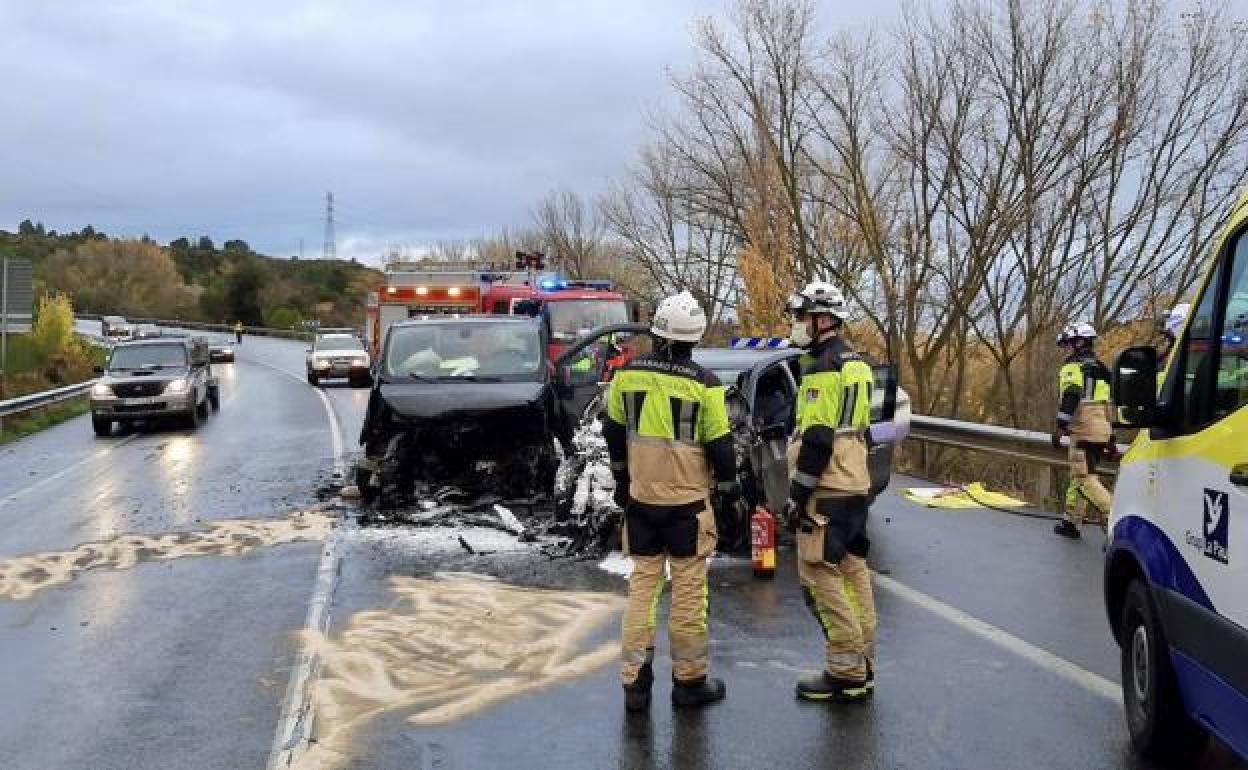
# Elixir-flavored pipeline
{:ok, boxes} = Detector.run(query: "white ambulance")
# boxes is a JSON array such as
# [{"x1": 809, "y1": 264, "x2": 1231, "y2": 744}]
[{"x1": 1107, "y1": 194, "x2": 1248, "y2": 761}]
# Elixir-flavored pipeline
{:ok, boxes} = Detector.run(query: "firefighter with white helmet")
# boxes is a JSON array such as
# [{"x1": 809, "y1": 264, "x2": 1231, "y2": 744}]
[
  {"x1": 1053, "y1": 321, "x2": 1114, "y2": 538},
  {"x1": 602, "y1": 290, "x2": 740, "y2": 711},
  {"x1": 784, "y1": 280, "x2": 878, "y2": 702}
]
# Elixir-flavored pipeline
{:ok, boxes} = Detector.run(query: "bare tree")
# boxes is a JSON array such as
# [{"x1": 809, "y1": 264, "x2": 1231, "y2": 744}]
[{"x1": 532, "y1": 188, "x2": 606, "y2": 279}]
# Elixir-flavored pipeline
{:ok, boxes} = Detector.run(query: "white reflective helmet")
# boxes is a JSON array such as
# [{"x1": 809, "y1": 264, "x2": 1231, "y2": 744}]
[
  {"x1": 786, "y1": 281, "x2": 851, "y2": 321},
  {"x1": 651, "y1": 291, "x2": 707, "y2": 342},
  {"x1": 1072, "y1": 322, "x2": 1097, "y2": 340},
  {"x1": 1162, "y1": 303, "x2": 1190, "y2": 338}
]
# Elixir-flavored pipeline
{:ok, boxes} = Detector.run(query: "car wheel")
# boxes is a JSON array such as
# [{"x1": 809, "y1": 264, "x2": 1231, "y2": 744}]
[
  {"x1": 208, "y1": 386, "x2": 220, "y2": 411},
  {"x1": 184, "y1": 397, "x2": 201, "y2": 430},
  {"x1": 1120, "y1": 580, "x2": 1208, "y2": 761},
  {"x1": 92, "y1": 417, "x2": 112, "y2": 437},
  {"x1": 197, "y1": 395, "x2": 210, "y2": 419},
  {"x1": 354, "y1": 465, "x2": 378, "y2": 503},
  {"x1": 307, "y1": 372, "x2": 318, "y2": 386}
]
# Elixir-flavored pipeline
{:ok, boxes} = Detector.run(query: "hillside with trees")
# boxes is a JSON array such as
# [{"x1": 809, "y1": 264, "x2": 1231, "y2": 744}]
[{"x1": 0, "y1": 220, "x2": 381, "y2": 328}]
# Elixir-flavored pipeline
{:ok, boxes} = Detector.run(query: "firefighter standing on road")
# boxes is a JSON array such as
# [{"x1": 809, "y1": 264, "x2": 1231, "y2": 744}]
[
  {"x1": 602, "y1": 291, "x2": 740, "y2": 713},
  {"x1": 783, "y1": 281, "x2": 878, "y2": 703},
  {"x1": 1052, "y1": 322, "x2": 1114, "y2": 539}
]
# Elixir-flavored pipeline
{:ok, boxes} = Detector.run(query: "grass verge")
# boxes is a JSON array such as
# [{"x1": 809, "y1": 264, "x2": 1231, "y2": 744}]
[{"x1": 0, "y1": 395, "x2": 90, "y2": 445}]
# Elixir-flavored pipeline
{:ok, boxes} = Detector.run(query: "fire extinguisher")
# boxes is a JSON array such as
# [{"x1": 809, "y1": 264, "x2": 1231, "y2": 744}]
[{"x1": 750, "y1": 504, "x2": 776, "y2": 579}]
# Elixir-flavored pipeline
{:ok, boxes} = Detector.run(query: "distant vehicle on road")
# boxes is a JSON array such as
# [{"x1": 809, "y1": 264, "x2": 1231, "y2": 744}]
[
  {"x1": 209, "y1": 336, "x2": 236, "y2": 363},
  {"x1": 134, "y1": 324, "x2": 162, "y2": 339},
  {"x1": 89, "y1": 337, "x2": 219, "y2": 436},
  {"x1": 101, "y1": 315, "x2": 134, "y2": 341},
  {"x1": 306, "y1": 332, "x2": 371, "y2": 387}
]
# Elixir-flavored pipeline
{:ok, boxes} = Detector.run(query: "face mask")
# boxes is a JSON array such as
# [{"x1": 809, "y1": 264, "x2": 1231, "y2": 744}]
[{"x1": 789, "y1": 318, "x2": 813, "y2": 348}]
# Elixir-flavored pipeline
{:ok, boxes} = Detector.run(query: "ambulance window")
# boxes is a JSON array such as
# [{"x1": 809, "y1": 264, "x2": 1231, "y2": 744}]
[
  {"x1": 1214, "y1": 243, "x2": 1248, "y2": 420},
  {"x1": 1180, "y1": 256, "x2": 1224, "y2": 430}
]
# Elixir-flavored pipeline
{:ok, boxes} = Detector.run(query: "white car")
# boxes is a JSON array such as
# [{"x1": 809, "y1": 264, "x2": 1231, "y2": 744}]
[{"x1": 306, "y1": 333, "x2": 371, "y2": 387}]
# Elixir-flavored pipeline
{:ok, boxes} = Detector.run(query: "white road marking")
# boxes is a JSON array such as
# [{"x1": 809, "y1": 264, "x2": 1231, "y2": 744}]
[
  {"x1": 873, "y1": 573, "x2": 1121, "y2": 702},
  {"x1": 255, "y1": 352, "x2": 348, "y2": 769}
]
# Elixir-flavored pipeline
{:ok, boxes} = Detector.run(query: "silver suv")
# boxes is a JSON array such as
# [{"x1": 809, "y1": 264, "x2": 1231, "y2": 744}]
[{"x1": 89, "y1": 338, "x2": 219, "y2": 436}]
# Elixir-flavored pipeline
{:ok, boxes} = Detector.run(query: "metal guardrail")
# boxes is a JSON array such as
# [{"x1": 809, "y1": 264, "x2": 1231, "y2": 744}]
[
  {"x1": 0, "y1": 379, "x2": 97, "y2": 419},
  {"x1": 76, "y1": 314, "x2": 318, "y2": 342},
  {"x1": 905, "y1": 413, "x2": 1130, "y2": 512}
]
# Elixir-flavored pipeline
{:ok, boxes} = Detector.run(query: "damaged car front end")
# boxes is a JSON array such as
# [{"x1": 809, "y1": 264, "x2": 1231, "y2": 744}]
[{"x1": 355, "y1": 316, "x2": 560, "y2": 509}]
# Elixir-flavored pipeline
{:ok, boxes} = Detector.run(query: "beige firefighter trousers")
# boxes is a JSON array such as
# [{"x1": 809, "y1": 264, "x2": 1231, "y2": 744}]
[
  {"x1": 1064, "y1": 445, "x2": 1113, "y2": 526},
  {"x1": 796, "y1": 496, "x2": 877, "y2": 681},
  {"x1": 620, "y1": 504, "x2": 717, "y2": 685}
]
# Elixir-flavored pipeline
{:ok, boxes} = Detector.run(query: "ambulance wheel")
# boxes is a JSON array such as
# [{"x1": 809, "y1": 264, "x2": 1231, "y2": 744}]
[{"x1": 1120, "y1": 580, "x2": 1208, "y2": 762}]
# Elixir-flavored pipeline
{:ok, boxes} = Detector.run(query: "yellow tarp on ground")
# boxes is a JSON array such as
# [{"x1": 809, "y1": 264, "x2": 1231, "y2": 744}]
[{"x1": 902, "y1": 482, "x2": 1027, "y2": 509}]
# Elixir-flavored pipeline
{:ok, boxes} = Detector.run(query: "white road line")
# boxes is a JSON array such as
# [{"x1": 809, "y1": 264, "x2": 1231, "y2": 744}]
[
  {"x1": 256, "y1": 353, "x2": 347, "y2": 769},
  {"x1": 873, "y1": 573, "x2": 1121, "y2": 702}
]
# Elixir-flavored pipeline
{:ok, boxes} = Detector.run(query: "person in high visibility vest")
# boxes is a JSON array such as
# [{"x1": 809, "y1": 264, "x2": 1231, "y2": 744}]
[
  {"x1": 783, "y1": 281, "x2": 878, "y2": 703},
  {"x1": 1052, "y1": 322, "x2": 1114, "y2": 538},
  {"x1": 602, "y1": 291, "x2": 740, "y2": 712}
]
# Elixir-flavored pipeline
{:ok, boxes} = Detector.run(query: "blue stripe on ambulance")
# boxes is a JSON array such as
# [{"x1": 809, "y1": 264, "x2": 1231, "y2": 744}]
[{"x1": 1111, "y1": 515, "x2": 1248, "y2": 757}]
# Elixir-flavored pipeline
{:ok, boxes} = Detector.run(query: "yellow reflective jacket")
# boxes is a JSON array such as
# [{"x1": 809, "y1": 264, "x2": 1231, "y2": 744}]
[
  {"x1": 603, "y1": 351, "x2": 734, "y2": 507},
  {"x1": 787, "y1": 335, "x2": 873, "y2": 497},
  {"x1": 1057, "y1": 351, "x2": 1112, "y2": 443}
]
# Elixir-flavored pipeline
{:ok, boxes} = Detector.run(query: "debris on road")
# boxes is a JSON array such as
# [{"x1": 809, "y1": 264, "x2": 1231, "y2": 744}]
[
  {"x1": 293, "y1": 573, "x2": 623, "y2": 770},
  {"x1": 902, "y1": 483, "x2": 1028, "y2": 509}
]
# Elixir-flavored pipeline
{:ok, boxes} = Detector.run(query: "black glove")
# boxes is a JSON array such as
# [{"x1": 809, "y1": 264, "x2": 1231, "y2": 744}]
[
  {"x1": 613, "y1": 477, "x2": 629, "y2": 510},
  {"x1": 1051, "y1": 428, "x2": 1065, "y2": 449},
  {"x1": 715, "y1": 479, "x2": 742, "y2": 506},
  {"x1": 1104, "y1": 441, "x2": 1120, "y2": 462},
  {"x1": 782, "y1": 498, "x2": 802, "y2": 533}
]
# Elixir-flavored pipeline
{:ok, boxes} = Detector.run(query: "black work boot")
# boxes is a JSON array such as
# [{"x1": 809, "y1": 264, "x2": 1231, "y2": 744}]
[
  {"x1": 623, "y1": 663, "x2": 654, "y2": 712},
  {"x1": 1053, "y1": 520, "x2": 1081, "y2": 539},
  {"x1": 796, "y1": 671, "x2": 871, "y2": 703},
  {"x1": 671, "y1": 676, "x2": 726, "y2": 707}
]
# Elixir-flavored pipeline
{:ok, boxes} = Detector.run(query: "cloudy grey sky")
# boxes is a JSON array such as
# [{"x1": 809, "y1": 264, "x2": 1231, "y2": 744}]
[{"x1": 0, "y1": 0, "x2": 891, "y2": 262}]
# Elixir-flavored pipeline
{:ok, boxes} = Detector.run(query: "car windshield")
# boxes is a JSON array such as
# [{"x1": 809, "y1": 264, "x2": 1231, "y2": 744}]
[
  {"x1": 316, "y1": 336, "x2": 364, "y2": 352},
  {"x1": 109, "y1": 344, "x2": 187, "y2": 370},
  {"x1": 385, "y1": 322, "x2": 542, "y2": 381},
  {"x1": 546, "y1": 299, "x2": 629, "y2": 341}
]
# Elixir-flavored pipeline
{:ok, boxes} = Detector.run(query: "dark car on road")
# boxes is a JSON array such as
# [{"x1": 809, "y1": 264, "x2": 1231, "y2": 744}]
[
  {"x1": 89, "y1": 337, "x2": 219, "y2": 436},
  {"x1": 355, "y1": 316, "x2": 560, "y2": 504}
]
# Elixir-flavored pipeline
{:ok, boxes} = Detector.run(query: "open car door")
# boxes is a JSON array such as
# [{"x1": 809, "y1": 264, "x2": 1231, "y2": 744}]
[{"x1": 551, "y1": 322, "x2": 652, "y2": 445}]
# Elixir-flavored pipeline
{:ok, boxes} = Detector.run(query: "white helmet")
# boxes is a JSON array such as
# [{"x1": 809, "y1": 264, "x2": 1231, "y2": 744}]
[
  {"x1": 1162, "y1": 303, "x2": 1190, "y2": 338},
  {"x1": 651, "y1": 291, "x2": 707, "y2": 342},
  {"x1": 786, "y1": 281, "x2": 851, "y2": 321},
  {"x1": 1072, "y1": 322, "x2": 1097, "y2": 340}
]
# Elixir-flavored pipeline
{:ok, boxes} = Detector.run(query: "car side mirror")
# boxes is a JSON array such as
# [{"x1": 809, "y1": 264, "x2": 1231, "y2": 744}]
[
  {"x1": 878, "y1": 364, "x2": 898, "y2": 422},
  {"x1": 93, "y1": 365, "x2": 104, "y2": 374},
  {"x1": 1113, "y1": 345, "x2": 1158, "y2": 428}
]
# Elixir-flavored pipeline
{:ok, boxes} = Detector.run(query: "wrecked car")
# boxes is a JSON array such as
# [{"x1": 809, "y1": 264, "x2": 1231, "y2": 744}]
[
  {"x1": 551, "y1": 325, "x2": 910, "y2": 552},
  {"x1": 354, "y1": 316, "x2": 562, "y2": 507}
]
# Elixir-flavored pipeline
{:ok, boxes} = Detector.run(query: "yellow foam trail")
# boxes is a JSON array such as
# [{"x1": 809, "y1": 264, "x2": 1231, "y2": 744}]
[
  {"x1": 0, "y1": 510, "x2": 335, "y2": 601},
  {"x1": 295, "y1": 574, "x2": 623, "y2": 769}
]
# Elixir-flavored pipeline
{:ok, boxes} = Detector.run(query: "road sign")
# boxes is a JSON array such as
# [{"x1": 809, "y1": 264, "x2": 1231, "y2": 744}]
[{"x1": 1, "y1": 257, "x2": 33, "y2": 333}]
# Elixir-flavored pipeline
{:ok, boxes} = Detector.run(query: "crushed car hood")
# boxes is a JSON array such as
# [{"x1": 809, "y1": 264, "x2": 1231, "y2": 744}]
[{"x1": 378, "y1": 381, "x2": 549, "y2": 421}]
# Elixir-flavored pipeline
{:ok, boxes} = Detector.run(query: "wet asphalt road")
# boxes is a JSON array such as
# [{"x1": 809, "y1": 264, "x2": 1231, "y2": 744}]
[{"x1": 0, "y1": 327, "x2": 1242, "y2": 769}]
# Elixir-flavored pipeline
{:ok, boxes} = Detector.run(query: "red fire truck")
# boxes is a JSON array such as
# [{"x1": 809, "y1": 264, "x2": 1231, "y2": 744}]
[{"x1": 363, "y1": 257, "x2": 635, "y2": 358}]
